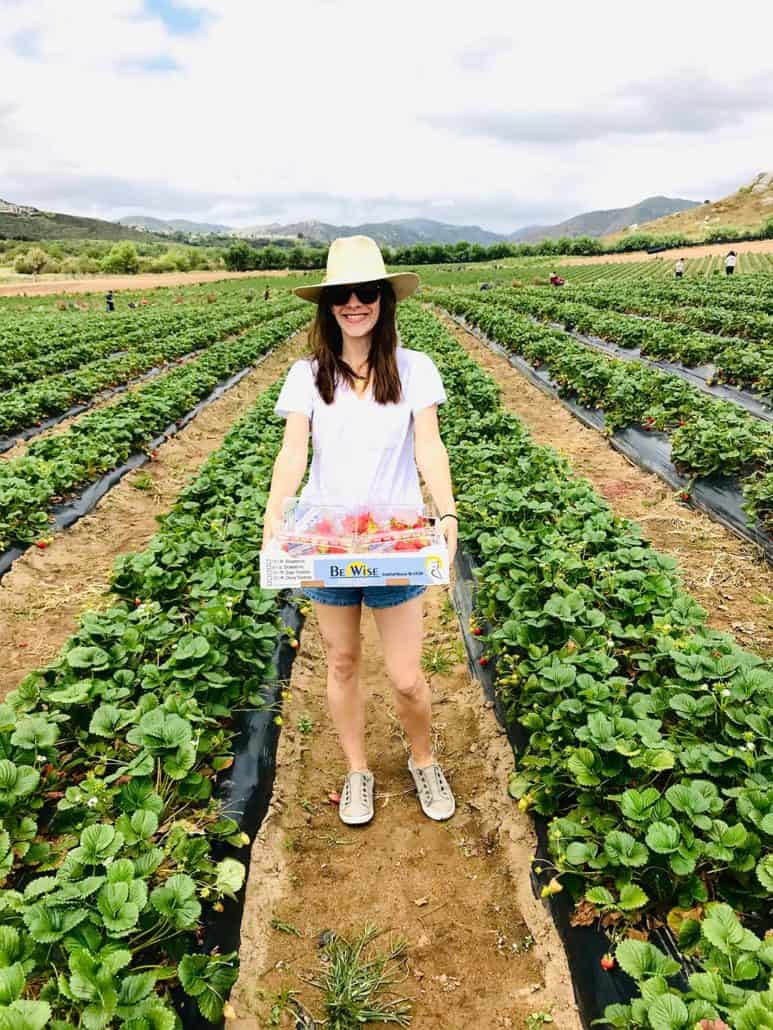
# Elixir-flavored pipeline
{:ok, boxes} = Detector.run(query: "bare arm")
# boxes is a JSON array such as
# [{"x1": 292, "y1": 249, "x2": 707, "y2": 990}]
[
  {"x1": 414, "y1": 405, "x2": 457, "y2": 563},
  {"x1": 262, "y1": 412, "x2": 310, "y2": 546}
]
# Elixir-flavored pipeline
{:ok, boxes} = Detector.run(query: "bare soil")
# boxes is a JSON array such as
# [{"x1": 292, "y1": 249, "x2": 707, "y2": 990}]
[
  {"x1": 436, "y1": 310, "x2": 773, "y2": 657},
  {"x1": 561, "y1": 238, "x2": 773, "y2": 265},
  {"x1": 0, "y1": 268, "x2": 295, "y2": 298},
  {"x1": 228, "y1": 588, "x2": 581, "y2": 1030},
  {"x1": 0, "y1": 332, "x2": 309, "y2": 699}
]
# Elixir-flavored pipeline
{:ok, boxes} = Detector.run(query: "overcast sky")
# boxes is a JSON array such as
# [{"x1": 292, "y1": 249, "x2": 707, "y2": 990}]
[{"x1": 1, "y1": 0, "x2": 772, "y2": 234}]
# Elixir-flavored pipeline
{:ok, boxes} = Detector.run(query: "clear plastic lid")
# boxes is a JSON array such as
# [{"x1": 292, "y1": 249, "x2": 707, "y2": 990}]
[{"x1": 276, "y1": 501, "x2": 440, "y2": 555}]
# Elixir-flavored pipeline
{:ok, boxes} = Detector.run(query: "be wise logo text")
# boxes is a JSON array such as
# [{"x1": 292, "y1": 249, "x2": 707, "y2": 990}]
[{"x1": 329, "y1": 561, "x2": 379, "y2": 578}]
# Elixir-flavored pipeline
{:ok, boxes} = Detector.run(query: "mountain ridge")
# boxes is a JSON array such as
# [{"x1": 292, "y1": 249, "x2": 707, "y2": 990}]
[
  {"x1": 509, "y1": 196, "x2": 699, "y2": 242},
  {"x1": 1, "y1": 194, "x2": 703, "y2": 246}
]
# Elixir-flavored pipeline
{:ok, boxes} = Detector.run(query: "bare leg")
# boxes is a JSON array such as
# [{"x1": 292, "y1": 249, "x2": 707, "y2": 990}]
[
  {"x1": 371, "y1": 594, "x2": 433, "y2": 767},
  {"x1": 313, "y1": 601, "x2": 368, "y2": 772}
]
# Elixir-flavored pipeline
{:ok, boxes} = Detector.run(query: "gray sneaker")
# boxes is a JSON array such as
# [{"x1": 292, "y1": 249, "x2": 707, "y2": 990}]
[
  {"x1": 408, "y1": 756, "x2": 455, "y2": 821},
  {"x1": 339, "y1": 770, "x2": 375, "y2": 826}
]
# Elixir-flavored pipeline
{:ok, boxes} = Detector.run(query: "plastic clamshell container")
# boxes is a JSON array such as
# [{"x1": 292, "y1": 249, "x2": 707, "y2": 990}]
[{"x1": 259, "y1": 501, "x2": 450, "y2": 589}]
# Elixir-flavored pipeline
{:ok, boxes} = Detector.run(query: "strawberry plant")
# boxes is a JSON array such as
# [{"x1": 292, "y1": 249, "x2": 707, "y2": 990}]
[
  {"x1": 427, "y1": 290, "x2": 773, "y2": 532},
  {"x1": 0, "y1": 364, "x2": 307, "y2": 1022},
  {"x1": 0, "y1": 295, "x2": 300, "y2": 437},
  {"x1": 0, "y1": 307, "x2": 309, "y2": 551},
  {"x1": 397, "y1": 300, "x2": 772, "y2": 1028}
]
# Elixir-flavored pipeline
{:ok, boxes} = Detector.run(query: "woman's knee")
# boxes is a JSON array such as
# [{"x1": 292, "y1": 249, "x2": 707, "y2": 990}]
[
  {"x1": 327, "y1": 645, "x2": 360, "y2": 685},
  {"x1": 390, "y1": 669, "x2": 424, "y2": 701}
]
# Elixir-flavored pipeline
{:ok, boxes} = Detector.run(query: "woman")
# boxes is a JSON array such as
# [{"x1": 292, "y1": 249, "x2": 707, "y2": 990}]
[
  {"x1": 725, "y1": 250, "x2": 737, "y2": 276},
  {"x1": 262, "y1": 235, "x2": 458, "y2": 827}
]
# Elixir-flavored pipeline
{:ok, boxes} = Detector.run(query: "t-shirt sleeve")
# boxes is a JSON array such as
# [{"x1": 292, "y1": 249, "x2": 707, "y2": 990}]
[
  {"x1": 274, "y1": 360, "x2": 314, "y2": 419},
  {"x1": 409, "y1": 352, "x2": 447, "y2": 414}
]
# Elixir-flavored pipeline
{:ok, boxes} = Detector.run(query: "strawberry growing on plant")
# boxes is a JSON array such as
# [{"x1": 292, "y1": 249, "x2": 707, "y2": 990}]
[{"x1": 600, "y1": 954, "x2": 615, "y2": 971}]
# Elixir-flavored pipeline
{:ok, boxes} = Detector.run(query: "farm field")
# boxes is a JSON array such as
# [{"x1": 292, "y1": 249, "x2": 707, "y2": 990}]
[
  {"x1": 0, "y1": 265, "x2": 771, "y2": 1029},
  {"x1": 560, "y1": 238, "x2": 773, "y2": 269},
  {"x1": 0, "y1": 267, "x2": 295, "y2": 297}
]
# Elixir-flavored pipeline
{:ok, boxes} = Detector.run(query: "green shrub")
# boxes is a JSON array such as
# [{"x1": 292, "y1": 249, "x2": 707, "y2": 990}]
[{"x1": 101, "y1": 241, "x2": 140, "y2": 274}]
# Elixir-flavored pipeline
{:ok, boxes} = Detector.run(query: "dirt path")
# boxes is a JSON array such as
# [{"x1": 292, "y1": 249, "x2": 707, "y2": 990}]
[
  {"x1": 435, "y1": 310, "x2": 773, "y2": 656},
  {"x1": 0, "y1": 332, "x2": 309, "y2": 698},
  {"x1": 560, "y1": 238, "x2": 773, "y2": 265},
  {"x1": 228, "y1": 588, "x2": 581, "y2": 1030},
  {"x1": 0, "y1": 268, "x2": 297, "y2": 298}
]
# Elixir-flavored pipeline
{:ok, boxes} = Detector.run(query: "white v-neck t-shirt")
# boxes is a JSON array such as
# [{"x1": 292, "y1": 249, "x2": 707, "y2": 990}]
[{"x1": 274, "y1": 348, "x2": 446, "y2": 508}]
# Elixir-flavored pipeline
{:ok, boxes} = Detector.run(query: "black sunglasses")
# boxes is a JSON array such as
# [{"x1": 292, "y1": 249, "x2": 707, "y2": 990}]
[{"x1": 324, "y1": 281, "x2": 383, "y2": 306}]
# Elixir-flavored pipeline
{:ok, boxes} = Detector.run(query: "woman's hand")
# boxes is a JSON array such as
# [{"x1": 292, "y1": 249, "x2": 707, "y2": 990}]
[
  {"x1": 441, "y1": 516, "x2": 458, "y2": 567},
  {"x1": 261, "y1": 507, "x2": 281, "y2": 551}
]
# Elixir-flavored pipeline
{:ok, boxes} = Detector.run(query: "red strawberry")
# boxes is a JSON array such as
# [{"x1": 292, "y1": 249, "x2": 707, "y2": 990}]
[
  {"x1": 601, "y1": 954, "x2": 615, "y2": 971},
  {"x1": 394, "y1": 540, "x2": 414, "y2": 551},
  {"x1": 479, "y1": 656, "x2": 489, "y2": 666},
  {"x1": 315, "y1": 518, "x2": 335, "y2": 536},
  {"x1": 327, "y1": 545, "x2": 347, "y2": 554},
  {"x1": 35, "y1": 540, "x2": 47, "y2": 550},
  {"x1": 473, "y1": 627, "x2": 483, "y2": 636},
  {"x1": 329, "y1": 791, "x2": 341, "y2": 805},
  {"x1": 679, "y1": 491, "x2": 690, "y2": 502},
  {"x1": 290, "y1": 640, "x2": 299, "y2": 649},
  {"x1": 134, "y1": 598, "x2": 142, "y2": 606}
]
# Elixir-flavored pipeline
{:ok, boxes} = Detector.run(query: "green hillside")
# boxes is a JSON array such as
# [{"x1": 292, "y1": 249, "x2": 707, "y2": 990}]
[{"x1": 0, "y1": 207, "x2": 164, "y2": 242}]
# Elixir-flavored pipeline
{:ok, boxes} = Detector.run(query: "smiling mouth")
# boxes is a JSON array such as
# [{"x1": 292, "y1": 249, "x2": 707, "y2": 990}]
[{"x1": 342, "y1": 312, "x2": 368, "y2": 321}]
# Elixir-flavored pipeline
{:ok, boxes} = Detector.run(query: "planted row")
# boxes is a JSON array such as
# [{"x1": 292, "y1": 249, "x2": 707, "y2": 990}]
[
  {"x1": 0, "y1": 361, "x2": 300, "y2": 1025},
  {"x1": 426, "y1": 290, "x2": 773, "y2": 531},
  {"x1": 557, "y1": 281, "x2": 773, "y2": 334},
  {"x1": 0, "y1": 306, "x2": 309, "y2": 550},
  {"x1": 461, "y1": 285, "x2": 773, "y2": 400},
  {"x1": 0, "y1": 297, "x2": 299, "y2": 436},
  {"x1": 397, "y1": 301, "x2": 772, "y2": 1029},
  {"x1": 0, "y1": 293, "x2": 290, "y2": 388},
  {"x1": 559, "y1": 274, "x2": 773, "y2": 317}
]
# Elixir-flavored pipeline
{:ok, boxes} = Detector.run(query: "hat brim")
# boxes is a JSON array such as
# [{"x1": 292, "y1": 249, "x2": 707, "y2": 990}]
[{"x1": 292, "y1": 271, "x2": 420, "y2": 304}]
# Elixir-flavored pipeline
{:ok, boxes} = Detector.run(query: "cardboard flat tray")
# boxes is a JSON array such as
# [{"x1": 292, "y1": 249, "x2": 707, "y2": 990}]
[{"x1": 259, "y1": 543, "x2": 450, "y2": 589}]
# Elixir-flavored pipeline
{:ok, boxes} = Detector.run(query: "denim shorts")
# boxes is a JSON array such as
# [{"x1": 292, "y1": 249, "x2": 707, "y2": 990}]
[{"x1": 302, "y1": 584, "x2": 427, "y2": 609}]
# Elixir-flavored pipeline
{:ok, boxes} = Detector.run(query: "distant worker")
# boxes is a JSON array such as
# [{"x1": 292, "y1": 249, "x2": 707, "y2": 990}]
[
  {"x1": 549, "y1": 271, "x2": 565, "y2": 287},
  {"x1": 105, "y1": 290, "x2": 115, "y2": 313},
  {"x1": 674, "y1": 258, "x2": 685, "y2": 279},
  {"x1": 264, "y1": 286, "x2": 270, "y2": 301},
  {"x1": 725, "y1": 250, "x2": 737, "y2": 276}
]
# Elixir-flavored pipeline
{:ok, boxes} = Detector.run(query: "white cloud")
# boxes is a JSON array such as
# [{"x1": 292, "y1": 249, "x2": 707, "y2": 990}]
[{"x1": 1, "y1": 0, "x2": 772, "y2": 233}]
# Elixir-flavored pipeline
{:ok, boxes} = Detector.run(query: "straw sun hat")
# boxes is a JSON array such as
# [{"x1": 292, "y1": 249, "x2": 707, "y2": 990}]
[{"x1": 293, "y1": 234, "x2": 420, "y2": 304}]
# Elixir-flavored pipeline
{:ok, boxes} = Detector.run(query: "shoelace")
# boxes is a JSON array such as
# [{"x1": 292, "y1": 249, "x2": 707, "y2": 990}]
[
  {"x1": 343, "y1": 773, "x2": 371, "y2": 808},
  {"x1": 417, "y1": 765, "x2": 449, "y2": 804}
]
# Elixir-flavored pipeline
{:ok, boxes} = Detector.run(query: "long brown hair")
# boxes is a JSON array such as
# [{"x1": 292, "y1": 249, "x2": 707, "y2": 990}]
[{"x1": 309, "y1": 280, "x2": 402, "y2": 405}]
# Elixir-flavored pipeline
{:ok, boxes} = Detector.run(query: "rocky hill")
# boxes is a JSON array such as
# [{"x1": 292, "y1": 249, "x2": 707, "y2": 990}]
[{"x1": 608, "y1": 172, "x2": 773, "y2": 241}]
